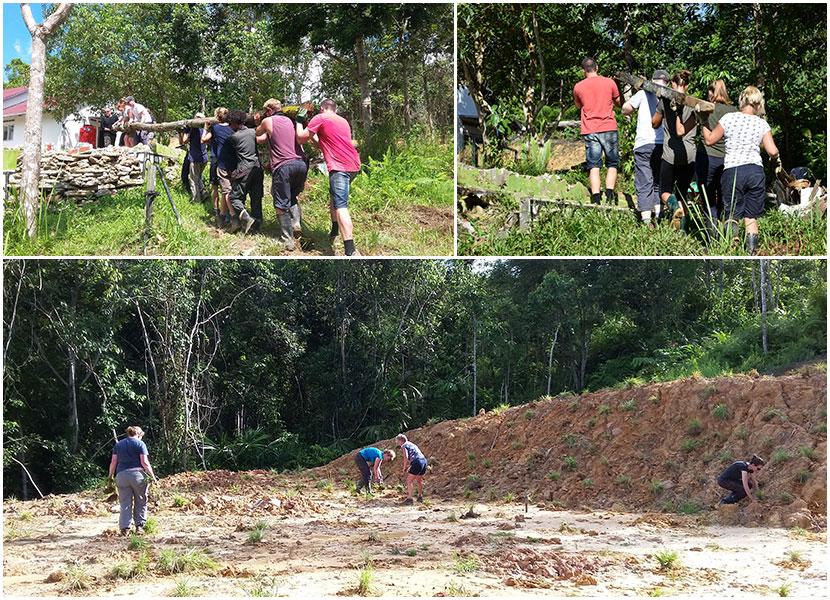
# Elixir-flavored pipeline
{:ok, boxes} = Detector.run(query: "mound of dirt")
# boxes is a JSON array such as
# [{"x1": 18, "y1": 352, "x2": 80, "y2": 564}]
[{"x1": 315, "y1": 368, "x2": 827, "y2": 528}]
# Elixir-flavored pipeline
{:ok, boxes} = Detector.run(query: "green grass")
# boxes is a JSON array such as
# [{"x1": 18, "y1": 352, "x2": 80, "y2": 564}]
[
  {"x1": 452, "y1": 552, "x2": 480, "y2": 574},
  {"x1": 111, "y1": 549, "x2": 151, "y2": 579},
  {"x1": 356, "y1": 564, "x2": 374, "y2": 596},
  {"x1": 491, "y1": 403, "x2": 511, "y2": 415},
  {"x1": 5, "y1": 141, "x2": 453, "y2": 257},
  {"x1": 459, "y1": 167, "x2": 826, "y2": 257},
  {"x1": 405, "y1": 547, "x2": 418, "y2": 557},
  {"x1": 172, "y1": 494, "x2": 190, "y2": 508},
  {"x1": 598, "y1": 403, "x2": 611, "y2": 415},
  {"x1": 687, "y1": 418, "x2": 704, "y2": 435},
  {"x1": 799, "y1": 446, "x2": 816, "y2": 460},
  {"x1": 581, "y1": 478, "x2": 593, "y2": 488},
  {"x1": 443, "y1": 582, "x2": 471, "y2": 596},
  {"x1": 654, "y1": 550, "x2": 680, "y2": 571},
  {"x1": 562, "y1": 456, "x2": 577, "y2": 471},
  {"x1": 772, "y1": 448, "x2": 791, "y2": 463},
  {"x1": 246, "y1": 575, "x2": 283, "y2": 597},
  {"x1": 157, "y1": 548, "x2": 219, "y2": 575},
  {"x1": 127, "y1": 534, "x2": 150, "y2": 551},
  {"x1": 776, "y1": 582, "x2": 791, "y2": 597},
  {"x1": 615, "y1": 474, "x2": 632, "y2": 487},
  {"x1": 620, "y1": 398, "x2": 637, "y2": 412},
  {"x1": 712, "y1": 403, "x2": 729, "y2": 420},
  {"x1": 546, "y1": 470, "x2": 561, "y2": 481},
  {"x1": 143, "y1": 517, "x2": 159, "y2": 535},
  {"x1": 64, "y1": 565, "x2": 93, "y2": 591},
  {"x1": 681, "y1": 438, "x2": 702, "y2": 452},
  {"x1": 649, "y1": 480, "x2": 665, "y2": 495},
  {"x1": 172, "y1": 577, "x2": 201, "y2": 597}
]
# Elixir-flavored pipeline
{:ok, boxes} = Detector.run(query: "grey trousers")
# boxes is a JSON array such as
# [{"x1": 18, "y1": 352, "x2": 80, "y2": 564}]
[
  {"x1": 634, "y1": 143, "x2": 662, "y2": 211},
  {"x1": 189, "y1": 161, "x2": 206, "y2": 203},
  {"x1": 115, "y1": 469, "x2": 149, "y2": 530}
]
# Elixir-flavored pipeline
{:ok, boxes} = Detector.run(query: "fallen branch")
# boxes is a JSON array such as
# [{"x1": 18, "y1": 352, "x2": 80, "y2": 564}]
[
  {"x1": 115, "y1": 117, "x2": 218, "y2": 134},
  {"x1": 615, "y1": 72, "x2": 714, "y2": 113},
  {"x1": 9, "y1": 456, "x2": 45, "y2": 499}
]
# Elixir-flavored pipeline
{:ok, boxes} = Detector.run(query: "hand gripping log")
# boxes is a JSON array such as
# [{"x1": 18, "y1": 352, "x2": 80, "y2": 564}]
[{"x1": 614, "y1": 72, "x2": 714, "y2": 113}]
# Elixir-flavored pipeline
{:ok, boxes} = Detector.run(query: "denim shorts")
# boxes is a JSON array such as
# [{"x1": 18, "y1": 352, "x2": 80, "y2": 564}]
[
  {"x1": 329, "y1": 170, "x2": 359, "y2": 209},
  {"x1": 408, "y1": 457, "x2": 428, "y2": 476},
  {"x1": 583, "y1": 131, "x2": 619, "y2": 170}
]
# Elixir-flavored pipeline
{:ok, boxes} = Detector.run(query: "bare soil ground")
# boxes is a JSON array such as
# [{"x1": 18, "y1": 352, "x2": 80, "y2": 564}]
[
  {"x1": 4, "y1": 475, "x2": 827, "y2": 598},
  {"x1": 4, "y1": 368, "x2": 826, "y2": 597}
]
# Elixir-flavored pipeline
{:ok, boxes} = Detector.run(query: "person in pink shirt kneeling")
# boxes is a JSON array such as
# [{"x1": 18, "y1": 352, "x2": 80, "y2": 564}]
[{"x1": 295, "y1": 99, "x2": 362, "y2": 256}]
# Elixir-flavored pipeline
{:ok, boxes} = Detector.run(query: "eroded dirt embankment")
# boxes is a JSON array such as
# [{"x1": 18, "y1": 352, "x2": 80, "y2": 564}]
[{"x1": 316, "y1": 368, "x2": 827, "y2": 528}]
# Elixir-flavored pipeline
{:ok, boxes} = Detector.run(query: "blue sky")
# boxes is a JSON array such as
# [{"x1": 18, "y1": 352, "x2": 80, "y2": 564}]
[{"x1": 3, "y1": 3, "x2": 44, "y2": 83}]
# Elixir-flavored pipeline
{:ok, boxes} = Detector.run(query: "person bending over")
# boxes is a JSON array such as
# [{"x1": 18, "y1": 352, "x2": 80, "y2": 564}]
[
  {"x1": 717, "y1": 454, "x2": 765, "y2": 504},
  {"x1": 354, "y1": 447, "x2": 395, "y2": 494}
]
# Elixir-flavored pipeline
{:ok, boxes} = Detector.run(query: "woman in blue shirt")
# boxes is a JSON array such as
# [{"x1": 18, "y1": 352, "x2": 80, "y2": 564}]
[
  {"x1": 108, "y1": 426, "x2": 158, "y2": 535},
  {"x1": 354, "y1": 446, "x2": 395, "y2": 494}
]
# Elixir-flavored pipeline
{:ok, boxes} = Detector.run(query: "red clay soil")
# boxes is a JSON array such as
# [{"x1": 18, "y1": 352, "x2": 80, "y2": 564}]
[{"x1": 315, "y1": 367, "x2": 827, "y2": 529}]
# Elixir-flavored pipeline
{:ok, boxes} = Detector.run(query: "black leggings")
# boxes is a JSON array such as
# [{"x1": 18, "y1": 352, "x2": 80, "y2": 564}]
[
  {"x1": 718, "y1": 477, "x2": 749, "y2": 502},
  {"x1": 354, "y1": 453, "x2": 371, "y2": 488}
]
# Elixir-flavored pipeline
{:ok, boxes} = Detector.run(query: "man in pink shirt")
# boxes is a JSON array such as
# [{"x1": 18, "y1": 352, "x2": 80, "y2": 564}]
[
  {"x1": 296, "y1": 99, "x2": 361, "y2": 256},
  {"x1": 573, "y1": 58, "x2": 622, "y2": 205}
]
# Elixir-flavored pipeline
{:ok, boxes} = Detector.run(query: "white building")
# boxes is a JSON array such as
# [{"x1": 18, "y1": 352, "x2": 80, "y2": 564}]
[{"x1": 3, "y1": 86, "x2": 101, "y2": 151}]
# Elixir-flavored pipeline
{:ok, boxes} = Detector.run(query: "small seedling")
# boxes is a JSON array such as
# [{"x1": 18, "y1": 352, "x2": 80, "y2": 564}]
[
  {"x1": 246, "y1": 574, "x2": 283, "y2": 597},
  {"x1": 587, "y1": 417, "x2": 597, "y2": 428},
  {"x1": 482, "y1": 458, "x2": 492, "y2": 468},
  {"x1": 649, "y1": 480, "x2": 665, "y2": 495},
  {"x1": 524, "y1": 409, "x2": 535, "y2": 420},
  {"x1": 444, "y1": 582, "x2": 470, "y2": 596},
  {"x1": 452, "y1": 552, "x2": 480, "y2": 574},
  {"x1": 18, "y1": 511, "x2": 33, "y2": 522},
  {"x1": 510, "y1": 440, "x2": 524, "y2": 450},
  {"x1": 157, "y1": 548, "x2": 219, "y2": 575},
  {"x1": 143, "y1": 517, "x2": 159, "y2": 535},
  {"x1": 547, "y1": 470, "x2": 561, "y2": 481},
  {"x1": 172, "y1": 578, "x2": 200, "y2": 597},
  {"x1": 562, "y1": 433, "x2": 579, "y2": 448},
  {"x1": 735, "y1": 426, "x2": 750, "y2": 440},
  {"x1": 405, "y1": 548, "x2": 417, "y2": 557},
  {"x1": 687, "y1": 418, "x2": 703, "y2": 436},
  {"x1": 581, "y1": 478, "x2": 593, "y2": 488},
  {"x1": 491, "y1": 403, "x2": 510, "y2": 415},
  {"x1": 65, "y1": 565, "x2": 92, "y2": 591},
  {"x1": 173, "y1": 495, "x2": 190, "y2": 508},
  {"x1": 465, "y1": 474, "x2": 481, "y2": 490},
  {"x1": 789, "y1": 527, "x2": 808, "y2": 539},
  {"x1": 785, "y1": 550, "x2": 804, "y2": 564},
  {"x1": 563, "y1": 456, "x2": 577, "y2": 471},
  {"x1": 620, "y1": 398, "x2": 637, "y2": 412},
  {"x1": 503, "y1": 492, "x2": 515, "y2": 503},
  {"x1": 777, "y1": 583, "x2": 791, "y2": 597},
  {"x1": 598, "y1": 404, "x2": 611, "y2": 415},
  {"x1": 648, "y1": 587, "x2": 666, "y2": 597},
  {"x1": 128, "y1": 534, "x2": 149, "y2": 551},
  {"x1": 795, "y1": 469, "x2": 812, "y2": 484},
  {"x1": 316, "y1": 479, "x2": 333, "y2": 492},
  {"x1": 681, "y1": 438, "x2": 701, "y2": 452},
  {"x1": 712, "y1": 403, "x2": 729, "y2": 420},
  {"x1": 357, "y1": 564, "x2": 374, "y2": 596},
  {"x1": 654, "y1": 550, "x2": 680, "y2": 571},
  {"x1": 616, "y1": 475, "x2": 631, "y2": 487},
  {"x1": 466, "y1": 451, "x2": 476, "y2": 463}
]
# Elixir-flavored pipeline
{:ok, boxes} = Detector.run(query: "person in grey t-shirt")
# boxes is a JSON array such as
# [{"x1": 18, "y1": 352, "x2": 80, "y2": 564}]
[{"x1": 652, "y1": 70, "x2": 698, "y2": 232}]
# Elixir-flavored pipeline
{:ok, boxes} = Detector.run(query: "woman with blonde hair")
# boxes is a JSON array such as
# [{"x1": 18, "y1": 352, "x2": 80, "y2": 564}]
[
  {"x1": 700, "y1": 85, "x2": 780, "y2": 254},
  {"x1": 696, "y1": 80, "x2": 738, "y2": 241},
  {"x1": 108, "y1": 426, "x2": 158, "y2": 535}
]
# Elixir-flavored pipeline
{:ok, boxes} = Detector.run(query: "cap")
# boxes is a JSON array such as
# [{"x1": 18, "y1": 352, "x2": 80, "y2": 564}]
[{"x1": 652, "y1": 70, "x2": 670, "y2": 84}]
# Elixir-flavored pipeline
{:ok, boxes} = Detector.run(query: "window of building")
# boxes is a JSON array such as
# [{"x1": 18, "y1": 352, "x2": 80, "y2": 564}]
[{"x1": 3, "y1": 124, "x2": 14, "y2": 142}]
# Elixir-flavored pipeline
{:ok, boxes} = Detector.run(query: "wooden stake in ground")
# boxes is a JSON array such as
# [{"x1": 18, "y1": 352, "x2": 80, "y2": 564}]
[
  {"x1": 18, "y1": 3, "x2": 73, "y2": 238},
  {"x1": 615, "y1": 72, "x2": 714, "y2": 113}
]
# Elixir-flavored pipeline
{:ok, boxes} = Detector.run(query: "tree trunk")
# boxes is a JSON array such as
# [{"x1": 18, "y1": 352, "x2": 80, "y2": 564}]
[
  {"x1": 753, "y1": 3, "x2": 765, "y2": 90},
  {"x1": 622, "y1": 7, "x2": 636, "y2": 72},
  {"x1": 615, "y1": 72, "x2": 714, "y2": 112},
  {"x1": 751, "y1": 261, "x2": 760, "y2": 312},
  {"x1": 399, "y1": 17, "x2": 412, "y2": 131},
  {"x1": 546, "y1": 323, "x2": 561, "y2": 396},
  {"x1": 19, "y1": 3, "x2": 73, "y2": 238},
  {"x1": 354, "y1": 34, "x2": 372, "y2": 137},
  {"x1": 472, "y1": 314, "x2": 478, "y2": 416},
  {"x1": 760, "y1": 259, "x2": 769, "y2": 355},
  {"x1": 67, "y1": 349, "x2": 79, "y2": 452}
]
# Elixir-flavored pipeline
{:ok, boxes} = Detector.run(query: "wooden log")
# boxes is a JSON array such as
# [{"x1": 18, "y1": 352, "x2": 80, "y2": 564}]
[
  {"x1": 115, "y1": 117, "x2": 219, "y2": 133},
  {"x1": 615, "y1": 72, "x2": 714, "y2": 113}
]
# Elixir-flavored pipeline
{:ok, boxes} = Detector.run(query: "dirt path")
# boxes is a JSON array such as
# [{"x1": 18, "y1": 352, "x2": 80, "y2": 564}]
[{"x1": 4, "y1": 477, "x2": 826, "y2": 597}]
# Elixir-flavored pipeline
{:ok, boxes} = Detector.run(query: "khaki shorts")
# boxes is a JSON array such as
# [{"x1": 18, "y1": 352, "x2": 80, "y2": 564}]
[{"x1": 217, "y1": 168, "x2": 232, "y2": 195}]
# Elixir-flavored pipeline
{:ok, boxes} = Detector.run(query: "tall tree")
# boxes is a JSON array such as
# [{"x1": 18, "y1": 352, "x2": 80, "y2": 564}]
[{"x1": 18, "y1": 2, "x2": 73, "y2": 238}]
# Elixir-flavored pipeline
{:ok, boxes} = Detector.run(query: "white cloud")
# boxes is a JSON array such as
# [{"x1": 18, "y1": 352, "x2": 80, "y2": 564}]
[{"x1": 13, "y1": 39, "x2": 23, "y2": 54}]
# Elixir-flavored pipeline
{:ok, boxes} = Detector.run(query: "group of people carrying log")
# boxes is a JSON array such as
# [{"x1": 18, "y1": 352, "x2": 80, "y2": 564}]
[
  {"x1": 115, "y1": 96, "x2": 362, "y2": 255},
  {"x1": 574, "y1": 58, "x2": 780, "y2": 254}
]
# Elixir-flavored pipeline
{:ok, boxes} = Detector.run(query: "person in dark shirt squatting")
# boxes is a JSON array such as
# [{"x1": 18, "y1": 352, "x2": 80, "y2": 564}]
[{"x1": 717, "y1": 454, "x2": 765, "y2": 504}]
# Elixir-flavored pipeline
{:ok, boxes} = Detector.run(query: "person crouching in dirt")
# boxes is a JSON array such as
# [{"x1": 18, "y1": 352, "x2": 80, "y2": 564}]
[
  {"x1": 699, "y1": 85, "x2": 780, "y2": 255},
  {"x1": 717, "y1": 454, "x2": 765, "y2": 505},
  {"x1": 396, "y1": 434, "x2": 428, "y2": 504},
  {"x1": 108, "y1": 426, "x2": 159, "y2": 535},
  {"x1": 354, "y1": 447, "x2": 396, "y2": 494}
]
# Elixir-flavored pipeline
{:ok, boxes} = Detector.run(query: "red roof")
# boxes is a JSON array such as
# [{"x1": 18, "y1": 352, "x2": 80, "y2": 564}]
[
  {"x1": 3, "y1": 86, "x2": 27, "y2": 100},
  {"x1": 4, "y1": 100, "x2": 28, "y2": 116}
]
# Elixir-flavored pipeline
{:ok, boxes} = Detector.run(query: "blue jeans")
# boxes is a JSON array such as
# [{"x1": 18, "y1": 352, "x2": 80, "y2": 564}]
[
  {"x1": 722, "y1": 164, "x2": 765, "y2": 219},
  {"x1": 583, "y1": 131, "x2": 619, "y2": 170},
  {"x1": 329, "y1": 171, "x2": 359, "y2": 209}
]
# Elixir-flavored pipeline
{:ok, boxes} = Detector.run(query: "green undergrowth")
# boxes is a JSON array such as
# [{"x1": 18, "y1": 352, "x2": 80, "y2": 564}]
[{"x1": 4, "y1": 141, "x2": 452, "y2": 256}]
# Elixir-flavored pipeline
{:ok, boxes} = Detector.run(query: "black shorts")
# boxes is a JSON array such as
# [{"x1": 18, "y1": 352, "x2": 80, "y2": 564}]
[
  {"x1": 209, "y1": 162, "x2": 219, "y2": 185},
  {"x1": 721, "y1": 164, "x2": 766, "y2": 219},
  {"x1": 659, "y1": 159, "x2": 696, "y2": 200},
  {"x1": 408, "y1": 457, "x2": 427, "y2": 476}
]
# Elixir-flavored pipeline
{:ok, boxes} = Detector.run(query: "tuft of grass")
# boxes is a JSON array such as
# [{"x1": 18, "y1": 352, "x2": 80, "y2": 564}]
[
  {"x1": 157, "y1": 548, "x2": 219, "y2": 575},
  {"x1": 712, "y1": 403, "x2": 729, "y2": 420},
  {"x1": 491, "y1": 403, "x2": 510, "y2": 415},
  {"x1": 795, "y1": 469, "x2": 812, "y2": 484},
  {"x1": 465, "y1": 474, "x2": 481, "y2": 490},
  {"x1": 405, "y1": 547, "x2": 418, "y2": 557},
  {"x1": 648, "y1": 587, "x2": 666, "y2": 597},
  {"x1": 587, "y1": 417, "x2": 597, "y2": 428},
  {"x1": 64, "y1": 564, "x2": 93, "y2": 591},
  {"x1": 111, "y1": 549, "x2": 151, "y2": 579},
  {"x1": 356, "y1": 564, "x2": 374, "y2": 596},
  {"x1": 128, "y1": 534, "x2": 149, "y2": 551},
  {"x1": 316, "y1": 479, "x2": 334, "y2": 492},
  {"x1": 735, "y1": 426, "x2": 749, "y2": 440},
  {"x1": 482, "y1": 458, "x2": 492, "y2": 468},
  {"x1": 172, "y1": 494, "x2": 190, "y2": 508},
  {"x1": 547, "y1": 470, "x2": 561, "y2": 481},
  {"x1": 598, "y1": 403, "x2": 611, "y2": 415},
  {"x1": 581, "y1": 478, "x2": 593, "y2": 488},
  {"x1": 452, "y1": 552, "x2": 480, "y2": 574},
  {"x1": 503, "y1": 491, "x2": 515, "y2": 503},
  {"x1": 443, "y1": 581, "x2": 470, "y2": 596},
  {"x1": 446, "y1": 512, "x2": 458, "y2": 523},
  {"x1": 466, "y1": 451, "x2": 476, "y2": 464},
  {"x1": 367, "y1": 531, "x2": 381, "y2": 543},
  {"x1": 562, "y1": 433, "x2": 579, "y2": 448},
  {"x1": 680, "y1": 438, "x2": 701, "y2": 452},
  {"x1": 246, "y1": 574, "x2": 283, "y2": 597},
  {"x1": 785, "y1": 550, "x2": 804, "y2": 564},
  {"x1": 620, "y1": 398, "x2": 637, "y2": 412},
  {"x1": 776, "y1": 582, "x2": 791, "y2": 597},
  {"x1": 18, "y1": 510, "x2": 33, "y2": 522},
  {"x1": 616, "y1": 474, "x2": 632, "y2": 487},
  {"x1": 687, "y1": 418, "x2": 704, "y2": 436},
  {"x1": 524, "y1": 409, "x2": 535, "y2": 420},
  {"x1": 562, "y1": 456, "x2": 577, "y2": 471},
  {"x1": 799, "y1": 446, "x2": 816, "y2": 460},
  {"x1": 510, "y1": 440, "x2": 524, "y2": 450},
  {"x1": 172, "y1": 577, "x2": 201, "y2": 597},
  {"x1": 649, "y1": 480, "x2": 665, "y2": 495},
  {"x1": 143, "y1": 517, "x2": 159, "y2": 535},
  {"x1": 772, "y1": 448, "x2": 791, "y2": 463},
  {"x1": 654, "y1": 550, "x2": 680, "y2": 571}
]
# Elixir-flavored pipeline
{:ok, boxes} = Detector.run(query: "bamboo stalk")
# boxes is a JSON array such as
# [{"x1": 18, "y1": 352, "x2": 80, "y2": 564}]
[{"x1": 615, "y1": 72, "x2": 714, "y2": 112}]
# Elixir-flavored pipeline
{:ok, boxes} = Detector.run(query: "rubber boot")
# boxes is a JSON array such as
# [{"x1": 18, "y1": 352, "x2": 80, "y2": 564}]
[
  {"x1": 277, "y1": 212, "x2": 296, "y2": 251},
  {"x1": 228, "y1": 215, "x2": 241, "y2": 233},
  {"x1": 239, "y1": 209, "x2": 256, "y2": 235},
  {"x1": 679, "y1": 216, "x2": 689, "y2": 235},
  {"x1": 745, "y1": 233, "x2": 759, "y2": 256},
  {"x1": 214, "y1": 209, "x2": 222, "y2": 228},
  {"x1": 290, "y1": 203, "x2": 302, "y2": 238}
]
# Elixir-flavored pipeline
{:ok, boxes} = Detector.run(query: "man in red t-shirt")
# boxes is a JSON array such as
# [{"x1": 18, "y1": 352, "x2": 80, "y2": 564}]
[
  {"x1": 573, "y1": 58, "x2": 622, "y2": 205},
  {"x1": 296, "y1": 99, "x2": 362, "y2": 256}
]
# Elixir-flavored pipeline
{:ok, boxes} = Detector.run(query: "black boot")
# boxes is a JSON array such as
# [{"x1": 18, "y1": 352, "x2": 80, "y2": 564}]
[
  {"x1": 591, "y1": 192, "x2": 601, "y2": 205},
  {"x1": 745, "y1": 233, "x2": 759, "y2": 255}
]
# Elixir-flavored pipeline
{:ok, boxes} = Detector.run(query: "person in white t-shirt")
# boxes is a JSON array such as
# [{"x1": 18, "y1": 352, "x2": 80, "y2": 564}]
[
  {"x1": 121, "y1": 96, "x2": 155, "y2": 146},
  {"x1": 700, "y1": 85, "x2": 779, "y2": 255},
  {"x1": 622, "y1": 69, "x2": 668, "y2": 225}
]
